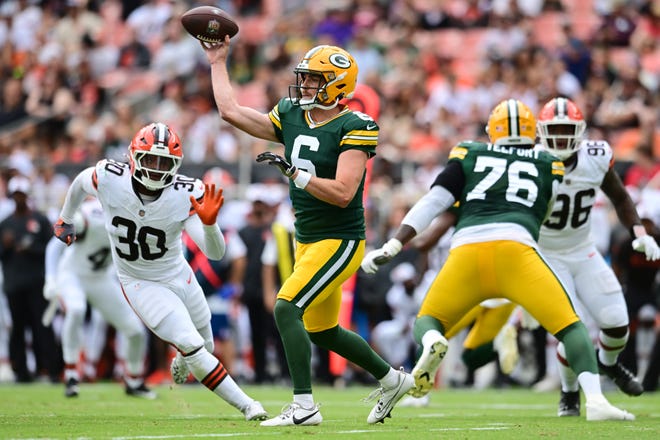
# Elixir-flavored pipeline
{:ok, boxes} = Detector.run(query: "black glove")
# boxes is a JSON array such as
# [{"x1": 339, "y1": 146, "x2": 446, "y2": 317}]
[
  {"x1": 53, "y1": 218, "x2": 75, "y2": 246},
  {"x1": 256, "y1": 151, "x2": 297, "y2": 177}
]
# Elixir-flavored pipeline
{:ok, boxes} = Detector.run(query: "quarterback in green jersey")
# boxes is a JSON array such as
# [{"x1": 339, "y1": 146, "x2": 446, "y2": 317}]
[
  {"x1": 203, "y1": 38, "x2": 413, "y2": 426},
  {"x1": 362, "y1": 99, "x2": 634, "y2": 421}
]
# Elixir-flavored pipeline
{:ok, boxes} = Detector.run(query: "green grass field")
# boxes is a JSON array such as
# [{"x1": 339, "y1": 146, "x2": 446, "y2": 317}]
[{"x1": 0, "y1": 382, "x2": 658, "y2": 439}]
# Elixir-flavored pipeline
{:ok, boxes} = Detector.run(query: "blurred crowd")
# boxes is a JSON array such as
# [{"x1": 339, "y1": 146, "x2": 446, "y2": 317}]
[{"x1": 0, "y1": 0, "x2": 658, "y2": 392}]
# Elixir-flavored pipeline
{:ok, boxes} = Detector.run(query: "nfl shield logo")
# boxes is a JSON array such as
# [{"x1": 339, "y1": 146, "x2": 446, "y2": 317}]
[{"x1": 207, "y1": 19, "x2": 220, "y2": 35}]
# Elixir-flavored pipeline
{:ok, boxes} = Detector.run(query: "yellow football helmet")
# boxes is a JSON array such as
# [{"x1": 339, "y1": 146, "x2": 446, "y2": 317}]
[
  {"x1": 289, "y1": 45, "x2": 358, "y2": 110},
  {"x1": 486, "y1": 99, "x2": 536, "y2": 145}
]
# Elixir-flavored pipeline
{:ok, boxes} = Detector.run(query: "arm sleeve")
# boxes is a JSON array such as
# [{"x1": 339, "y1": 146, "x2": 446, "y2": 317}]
[
  {"x1": 44, "y1": 236, "x2": 67, "y2": 280},
  {"x1": 401, "y1": 185, "x2": 457, "y2": 235},
  {"x1": 59, "y1": 167, "x2": 96, "y2": 223},
  {"x1": 184, "y1": 215, "x2": 226, "y2": 260}
]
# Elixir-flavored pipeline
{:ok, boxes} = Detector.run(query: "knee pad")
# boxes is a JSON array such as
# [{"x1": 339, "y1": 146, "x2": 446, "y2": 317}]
[
  {"x1": 173, "y1": 331, "x2": 206, "y2": 355},
  {"x1": 597, "y1": 303, "x2": 629, "y2": 328}
]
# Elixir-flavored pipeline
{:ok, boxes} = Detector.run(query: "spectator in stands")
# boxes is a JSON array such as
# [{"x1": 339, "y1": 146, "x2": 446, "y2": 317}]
[
  {"x1": 30, "y1": 160, "x2": 71, "y2": 223},
  {"x1": 151, "y1": 17, "x2": 201, "y2": 83},
  {"x1": 313, "y1": 3, "x2": 355, "y2": 47},
  {"x1": 595, "y1": 1, "x2": 638, "y2": 47},
  {"x1": 125, "y1": 0, "x2": 175, "y2": 53},
  {"x1": 117, "y1": 27, "x2": 151, "y2": 69},
  {"x1": 25, "y1": 66, "x2": 75, "y2": 146},
  {"x1": 0, "y1": 77, "x2": 27, "y2": 126},
  {"x1": 594, "y1": 63, "x2": 651, "y2": 131}
]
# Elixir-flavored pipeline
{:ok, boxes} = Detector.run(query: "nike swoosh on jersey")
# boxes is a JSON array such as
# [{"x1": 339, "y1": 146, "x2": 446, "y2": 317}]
[
  {"x1": 366, "y1": 123, "x2": 377, "y2": 130},
  {"x1": 292, "y1": 410, "x2": 319, "y2": 425}
]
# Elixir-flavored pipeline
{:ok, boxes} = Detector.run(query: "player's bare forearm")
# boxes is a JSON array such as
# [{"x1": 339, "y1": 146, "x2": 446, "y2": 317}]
[
  {"x1": 393, "y1": 224, "x2": 418, "y2": 247},
  {"x1": 601, "y1": 168, "x2": 641, "y2": 231},
  {"x1": 301, "y1": 149, "x2": 366, "y2": 207},
  {"x1": 410, "y1": 212, "x2": 457, "y2": 252},
  {"x1": 299, "y1": 175, "x2": 359, "y2": 208},
  {"x1": 209, "y1": 61, "x2": 278, "y2": 142}
]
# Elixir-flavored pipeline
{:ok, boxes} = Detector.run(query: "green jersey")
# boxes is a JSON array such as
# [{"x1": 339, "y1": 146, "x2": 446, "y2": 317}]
[
  {"x1": 448, "y1": 141, "x2": 564, "y2": 241},
  {"x1": 268, "y1": 98, "x2": 377, "y2": 243}
]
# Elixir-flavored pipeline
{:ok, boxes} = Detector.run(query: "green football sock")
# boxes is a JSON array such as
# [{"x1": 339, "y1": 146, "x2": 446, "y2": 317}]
[
  {"x1": 462, "y1": 342, "x2": 497, "y2": 370},
  {"x1": 310, "y1": 325, "x2": 390, "y2": 379},
  {"x1": 555, "y1": 321, "x2": 598, "y2": 374},
  {"x1": 413, "y1": 315, "x2": 446, "y2": 344},
  {"x1": 273, "y1": 299, "x2": 312, "y2": 394}
]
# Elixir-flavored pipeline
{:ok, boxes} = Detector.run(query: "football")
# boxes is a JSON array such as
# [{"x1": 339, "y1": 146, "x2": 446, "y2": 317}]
[{"x1": 180, "y1": 6, "x2": 239, "y2": 43}]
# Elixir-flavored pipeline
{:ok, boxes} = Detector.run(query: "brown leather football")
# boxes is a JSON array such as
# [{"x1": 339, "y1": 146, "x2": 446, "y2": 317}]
[{"x1": 181, "y1": 6, "x2": 239, "y2": 43}]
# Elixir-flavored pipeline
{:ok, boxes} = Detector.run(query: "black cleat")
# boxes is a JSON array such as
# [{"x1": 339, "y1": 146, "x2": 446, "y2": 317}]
[
  {"x1": 125, "y1": 382, "x2": 157, "y2": 400},
  {"x1": 597, "y1": 353, "x2": 643, "y2": 396},
  {"x1": 558, "y1": 390, "x2": 580, "y2": 417},
  {"x1": 65, "y1": 378, "x2": 79, "y2": 398}
]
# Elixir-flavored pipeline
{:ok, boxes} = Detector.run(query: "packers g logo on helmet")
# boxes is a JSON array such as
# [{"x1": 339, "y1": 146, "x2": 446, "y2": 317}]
[
  {"x1": 329, "y1": 53, "x2": 351, "y2": 69},
  {"x1": 289, "y1": 45, "x2": 358, "y2": 110},
  {"x1": 486, "y1": 99, "x2": 536, "y2": 146}
]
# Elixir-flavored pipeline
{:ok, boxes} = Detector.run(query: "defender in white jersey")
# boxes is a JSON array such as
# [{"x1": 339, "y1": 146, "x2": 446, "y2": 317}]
[
  {"x1": 536, "y1": 97, "x2": 660, "y2": 417},
  {"x1": 44, "y1": 198, "x2": 152, "y2": 398},
  {"x1": 53, "y1": 122, "x2": 268, "y2": 421}
]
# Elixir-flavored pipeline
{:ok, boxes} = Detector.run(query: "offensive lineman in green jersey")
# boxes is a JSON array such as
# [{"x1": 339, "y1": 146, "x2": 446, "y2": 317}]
[
  {"x1": 202, "y1": 38, "x2": 414, "y2": 426},
  {"x1": 362, "y1": 99, "x2": 634, "y2": 421}
]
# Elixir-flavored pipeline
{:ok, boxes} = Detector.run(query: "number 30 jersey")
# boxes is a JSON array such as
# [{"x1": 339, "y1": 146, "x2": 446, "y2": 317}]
[
  {"x1": 83, "y1": 159, "x2": 205, "y2": 282},
  {"x1": 268, "y1": 98, "x2": 377, "y2": 243},
  {"x1": 538, "y1": 140, "x2": 613, "y2": 252}
]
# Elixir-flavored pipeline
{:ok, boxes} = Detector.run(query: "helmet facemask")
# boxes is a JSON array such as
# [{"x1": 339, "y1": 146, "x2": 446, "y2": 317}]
[
  {"x1": 537, "y1": 120, "x2": 586, "y2": 161},
  {"x1": 129, "y1": 122, "x2": 183, "y2": 191},
  {"x1": 537, "y1": 97, "x2": 586, "y2": 161},
  {"x1": 131, "y1": 150, "x2": 181, "y2": 190}
]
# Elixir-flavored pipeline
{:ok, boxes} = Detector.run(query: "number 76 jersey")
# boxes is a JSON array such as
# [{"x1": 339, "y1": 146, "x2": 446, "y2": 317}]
[
  {"x1": 538, "y1": 140, "x2": 613, "y2": 252},
  {"x1": 87, "y1": 159, "x2": 205, "y2": 282}
]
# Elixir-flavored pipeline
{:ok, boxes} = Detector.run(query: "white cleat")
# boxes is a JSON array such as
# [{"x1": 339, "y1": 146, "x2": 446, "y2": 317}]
[
  {"x1": 366, "y1": 368, "x2": 415, "y2": 424},
  {"x1": 243, "y1": 400, "x2": 268, "y2": 421},
  {"x1": 170, "y1": 352, "x2": 190, "y2": 385},
  {"x1": 493, "y1": 324, "x2": 519, "y2": 375},
  {"x1": 411, "y1": 333, "x2": 448, "y2": 398},
  {"x1": 260, "y1": 402, "x2": 322, "y2": 426},
  {"x1": 586, "y1": 396, "x2": 635, "y2": 421}
]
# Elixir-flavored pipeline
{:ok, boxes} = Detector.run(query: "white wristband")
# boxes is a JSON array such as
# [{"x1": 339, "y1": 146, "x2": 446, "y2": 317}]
[
  {"x1": 383, "y1": 238, "x2": 403, "y2": 257},
  {"x1": 293, "y1": 170, "x2": 312, "y2": 189}
]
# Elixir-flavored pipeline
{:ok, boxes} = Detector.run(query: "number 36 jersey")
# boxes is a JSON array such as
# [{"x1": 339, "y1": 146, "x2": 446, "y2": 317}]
[
  {"x1": 84, "y1": 159, "x2": 205, "y2": 282},
  {"x1": 538, "y1": 140, "x2": 613, "y2": 252}
]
